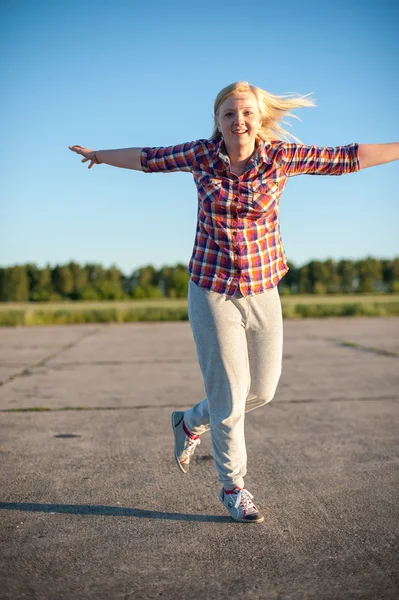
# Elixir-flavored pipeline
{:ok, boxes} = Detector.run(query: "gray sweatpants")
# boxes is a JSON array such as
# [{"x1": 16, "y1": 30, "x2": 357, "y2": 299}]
[{"x1": 184, "y1": 279, "x2": 283, "y2": 489}]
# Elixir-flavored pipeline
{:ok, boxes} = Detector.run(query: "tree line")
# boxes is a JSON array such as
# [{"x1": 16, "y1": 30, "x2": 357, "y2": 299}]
[{"x1": 0, "y1": 258, "x2": 398, "y2": 302}]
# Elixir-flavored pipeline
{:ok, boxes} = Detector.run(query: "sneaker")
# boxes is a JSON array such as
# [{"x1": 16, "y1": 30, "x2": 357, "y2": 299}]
[
  {"x1": 219, "y1": 487, "x2": 265, "y2": 523},
  {"x1": 171, "y1": 411, "x2": 201, "y2": 474}
]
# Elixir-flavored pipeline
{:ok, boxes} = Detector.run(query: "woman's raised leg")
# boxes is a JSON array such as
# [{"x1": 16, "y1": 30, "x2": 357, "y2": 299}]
[{"x1": 184, "y1": 281, "x2": 251, "y2": 490}]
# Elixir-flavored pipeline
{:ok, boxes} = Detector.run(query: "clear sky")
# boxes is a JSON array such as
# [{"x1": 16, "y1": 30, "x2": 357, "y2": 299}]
[{"x1": 1, "y1": 0, "x2": 398, "y2": 276}]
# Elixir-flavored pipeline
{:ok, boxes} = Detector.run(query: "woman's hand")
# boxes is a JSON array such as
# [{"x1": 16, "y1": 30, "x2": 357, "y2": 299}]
[{"x1": 69, "y1": 145, "x2": 101, "y2": 169}]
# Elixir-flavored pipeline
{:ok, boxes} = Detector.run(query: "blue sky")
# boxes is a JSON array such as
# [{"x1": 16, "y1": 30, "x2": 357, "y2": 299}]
[{"x1": 1, "y1": 0, "x2": 398, "y2": 275}]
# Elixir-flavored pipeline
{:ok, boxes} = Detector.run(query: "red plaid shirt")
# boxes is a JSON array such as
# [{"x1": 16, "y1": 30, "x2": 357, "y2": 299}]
[{"x1": 141, "y1": 139, "x2": 359, "y2": 296}]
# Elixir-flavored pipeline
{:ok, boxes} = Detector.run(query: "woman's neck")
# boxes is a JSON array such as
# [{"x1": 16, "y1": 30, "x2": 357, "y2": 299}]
[
  {"x1": 228, "y1": 149, "x2": 255, "y2": 177},
  {"x1": 224, "y1": 140, "x2": 256, "y2": 176}
]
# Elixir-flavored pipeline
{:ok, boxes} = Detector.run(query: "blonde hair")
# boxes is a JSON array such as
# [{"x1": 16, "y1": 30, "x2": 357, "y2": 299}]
[{"x1": 211, "y1": 81, "x2": 316, "y2": 144}]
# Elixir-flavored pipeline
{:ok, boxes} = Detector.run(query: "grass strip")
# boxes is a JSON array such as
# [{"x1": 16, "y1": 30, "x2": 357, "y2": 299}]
[
  {"x1": 1, "y1": 301, "x2": 399, "y2": 326},
  {"x1": 0, "y1": 306, "x2": 188, "y2": 326}
]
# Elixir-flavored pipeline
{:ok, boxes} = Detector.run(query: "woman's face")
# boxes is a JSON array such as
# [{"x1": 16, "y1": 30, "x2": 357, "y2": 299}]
[{"x1": 216, "y1": 91, "x2": 262, "y2": 156}]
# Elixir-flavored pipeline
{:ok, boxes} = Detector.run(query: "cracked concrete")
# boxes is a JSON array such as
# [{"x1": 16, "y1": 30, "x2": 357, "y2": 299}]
[{"x1": 0, "y1": 318, "x2": 398, "y2": 599}]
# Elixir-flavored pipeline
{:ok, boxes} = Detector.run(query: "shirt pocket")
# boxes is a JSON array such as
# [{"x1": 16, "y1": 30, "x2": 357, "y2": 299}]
[
  {"x1": 197, "y1": 176, "x2": 228, "y2": 218},
  {"x1": 247, "y1": 180, "x2": 279, "y2": 216},
  {"x1": 199, "y1": 176, "x2": 222, "y2": 201}
]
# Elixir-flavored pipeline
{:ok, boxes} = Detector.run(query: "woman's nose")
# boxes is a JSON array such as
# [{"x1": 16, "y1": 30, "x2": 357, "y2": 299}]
[{"x1": 233, "y1": 112, "x2": 244, "y2": 125}]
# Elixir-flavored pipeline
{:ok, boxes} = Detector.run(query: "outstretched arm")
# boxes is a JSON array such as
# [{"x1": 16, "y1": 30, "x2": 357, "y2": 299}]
[
  {"x1": 358, "y1": 142, "x2": 399, "y2": 169},
  {"x1": 69, "y1": 146, "x2": 143, "y2": 170},
  {"x1": 69, "y1": 141, "x2": 199, "y2": 173}
]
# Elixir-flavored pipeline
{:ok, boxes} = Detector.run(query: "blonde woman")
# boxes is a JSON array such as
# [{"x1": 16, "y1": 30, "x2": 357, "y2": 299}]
[{"x1": 70, "y1": 81, "x2": 398, "y2": 523}]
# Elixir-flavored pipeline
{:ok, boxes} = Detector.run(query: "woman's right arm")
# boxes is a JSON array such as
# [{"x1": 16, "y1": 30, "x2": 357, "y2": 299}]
[
  {"x1": 70, "y1": 140, "x2": 201, "y2": 172},
  {"x1": 69, "y1": 145, "x2": 143, "y2": 170}
]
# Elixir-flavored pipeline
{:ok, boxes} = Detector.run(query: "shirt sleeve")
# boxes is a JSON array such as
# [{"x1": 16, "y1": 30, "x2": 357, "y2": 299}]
[
  {"x1": 281, "y1": 142, "x2": 360, "y2": 176},
  {"x1": 140, "y1": 141, "x2": 199, "y2": 173}
]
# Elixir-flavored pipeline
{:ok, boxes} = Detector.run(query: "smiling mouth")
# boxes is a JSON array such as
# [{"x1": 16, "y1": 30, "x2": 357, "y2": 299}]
[{"x1": 233, "y1": 130, "x2": 248, "y2": 135}]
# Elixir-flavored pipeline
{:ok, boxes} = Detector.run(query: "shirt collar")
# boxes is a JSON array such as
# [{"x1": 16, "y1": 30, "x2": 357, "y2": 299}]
[
  {"x1": 256, "y1": 140, "x2": 273, "y2": 165},
  {"x1": 212, "y1": 138, "x2": 273, "y2": 169},
  {"x1": 214, "y1": 138, "x2": 229, "y2": 166}
]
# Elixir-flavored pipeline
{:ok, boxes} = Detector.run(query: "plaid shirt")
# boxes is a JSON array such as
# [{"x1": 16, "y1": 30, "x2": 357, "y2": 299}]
[{"x1": 141, "y1": 139, "x2": 359, "y2": 296}]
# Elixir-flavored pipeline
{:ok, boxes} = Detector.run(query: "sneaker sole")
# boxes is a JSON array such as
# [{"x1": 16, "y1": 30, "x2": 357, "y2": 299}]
[
  {"x1": 231, "y1": 514, "x2": 265, "y2": 523},
  {"x1": 171, "y1": 412, "x2": 188, "y2": 474}
]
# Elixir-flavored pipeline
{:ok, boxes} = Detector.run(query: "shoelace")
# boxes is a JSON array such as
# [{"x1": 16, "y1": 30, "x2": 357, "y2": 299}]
[
  {"x1": 233, "y1": 489, "x2": 258, "y2": 515},
  {"x1": 184, "y1": 436, "x2": 201, "y2": 458}
]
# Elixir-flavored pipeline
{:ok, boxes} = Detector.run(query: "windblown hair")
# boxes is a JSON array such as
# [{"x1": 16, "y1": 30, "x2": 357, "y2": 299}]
[{"x1": 211, "y1": 81, "x2": 316, "y2": 144}]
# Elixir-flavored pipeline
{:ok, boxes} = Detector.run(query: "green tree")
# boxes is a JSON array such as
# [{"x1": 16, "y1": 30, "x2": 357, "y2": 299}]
[
  {"x1": 381, "y1": 259, "x2": 393, "y2": 292},
  {"x1": 159, "y1": 264, "x2": 189, "y2": 298},
  {"x1": 0, "y1": 266, "x2": 29, "y2": 301},
  {"x1": 390, "y1": 258, "x2": 399, "y2": 293},
  {"x1": 106, "y1": 265, "x2": 123, "y2": 283},
  {"x1": 85, "y1": 263, "x2": 107, "y2": 285},
  {"x1": 96, "y1": 265, "x2": 126, "y2": 299},
  {"x1": 31, "y1": 265, "x2": 55, "y2": 301},
  {"x1": 337, "y1": 259, "x2": 356, "y2": 293},
  {"x1": 133, "y1": 265, "x2": 158, "y2": 287},
  {"x1": 96, "y1": 280, "x2": 126, "y2": 300},
  {"x1": 356, "y1": 258, "x2": 382, "y2": 293},
  {"x1": 0, "y1": 269, "x2": 5, "y2": 300},
  {"x1": 130, "y1": 265, "x2": 160, "y2": 298},
  {"x1": 67, "y1": 261, "x2": 89, "y2": 299},
  {"x1": 308, "y1": 260, "x2": 331, "y2": 294},
  {"x1": 298, "y1": 265, "x2": 310, "y2": 294},
  {"x1": 393, "y1": 258, "x2": 399, "y2": 280},
  {"x1": 26, "y1": 264, "x2": 42, "y2": 300},
  {"x1": 132, "y1": 284, "x2": 162, "y2": 299},
  {"x1": 381, "y1": 258, "x2": 399, "y2": 293},
  {"x1": 168, "y1": 265, "x2": 189, "y2": 298},
  {"x1": 80, "y1": 286, "x2": 102, "y2": 301},
  {"x1": 279, "y1": 260, "x2": 298, "y2": 294},
  {"x1": 79, "y1": 263, "x2": 108, "y2": 301},
  {"x1": 324, "y1": 259, "x2": 340, "y2": 293},
  {"x1": 52, "y1": 265, "x2": 74, "y2": 298}
]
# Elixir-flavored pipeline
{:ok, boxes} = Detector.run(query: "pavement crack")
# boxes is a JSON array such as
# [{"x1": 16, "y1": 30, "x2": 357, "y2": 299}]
[
  {"x1": 0, "y1": 328, "x2": 100, "y2": 388},
  {"x1": 1, "y1": 395, "x2": 397, "y2": 412},
  {"x1": 278, "y1": 395, "x2": 398, "y2": 404},
  {"x1": 48, "y1": 358, "x2": 189, "y2": 369},
  {"x1": 0, "y1": 404, "x2": 187, "y2": 412},
  {"x1": 330, "y1": 338, "x2": 398, "y2": 358}
]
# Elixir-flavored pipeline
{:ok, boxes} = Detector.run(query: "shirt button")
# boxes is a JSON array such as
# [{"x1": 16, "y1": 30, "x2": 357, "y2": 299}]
[{"x1": 233, "y1": 231, "x2": 237, "y2": 236}]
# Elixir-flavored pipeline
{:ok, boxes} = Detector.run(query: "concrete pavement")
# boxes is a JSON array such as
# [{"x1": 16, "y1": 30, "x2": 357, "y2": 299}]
[{"x1": 0, "y1": 318, "x2": 398, "y2": 599}]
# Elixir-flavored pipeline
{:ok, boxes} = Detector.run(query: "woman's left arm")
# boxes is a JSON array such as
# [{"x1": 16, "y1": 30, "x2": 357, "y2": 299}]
[{"x1": 358, "y1": 143, "x2": 399, "y2": 169}]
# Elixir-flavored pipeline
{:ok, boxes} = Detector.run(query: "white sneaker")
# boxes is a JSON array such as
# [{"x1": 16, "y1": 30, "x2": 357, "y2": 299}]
[
  {"x1": 219, "y1": 487, "x2": 264, "y2": 523},
  {"x1": 171, "y1": 411, "x2": 201, "y2": 474}
]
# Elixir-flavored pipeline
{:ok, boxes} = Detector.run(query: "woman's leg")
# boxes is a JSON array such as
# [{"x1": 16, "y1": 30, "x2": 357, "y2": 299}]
[
  {"x1": 245, "y1": 286, "x2": 283, "y2": 412},
  {"x1": 184, "y1": 281, "x2": 251, "y2": 490}
]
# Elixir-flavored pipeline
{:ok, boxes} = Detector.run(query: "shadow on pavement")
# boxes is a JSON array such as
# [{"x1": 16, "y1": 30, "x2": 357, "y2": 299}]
[{"x1": 0, "y1": 502, "x2": 232, "y2": 523}]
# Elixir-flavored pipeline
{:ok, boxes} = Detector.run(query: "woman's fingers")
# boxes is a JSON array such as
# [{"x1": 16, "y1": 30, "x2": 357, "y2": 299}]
[
  {"x1": 82, "y1": 157, "x2": 97, "y2": 168},
  {"x1": 69, "y1": 145, "x2": 83, "y2": 153},
  {"x1": 69, "y1": 145, "x2": 94, "y2": 156},
  {"x1": 70, "y1": 145, "x2": 97, "y2": 167}
]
